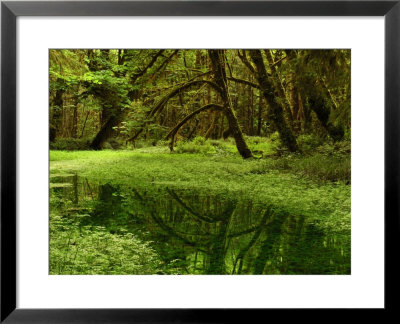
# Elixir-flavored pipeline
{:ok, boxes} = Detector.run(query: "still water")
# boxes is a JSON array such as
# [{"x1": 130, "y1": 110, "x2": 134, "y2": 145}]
[{"x1": 50, "y1": 174, "x2": 350, "y2": 275}]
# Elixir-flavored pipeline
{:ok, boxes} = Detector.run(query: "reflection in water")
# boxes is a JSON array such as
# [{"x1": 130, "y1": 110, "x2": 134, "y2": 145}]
[{"x1": 50, "y1": 175, "x2": 350, "y2": 275}]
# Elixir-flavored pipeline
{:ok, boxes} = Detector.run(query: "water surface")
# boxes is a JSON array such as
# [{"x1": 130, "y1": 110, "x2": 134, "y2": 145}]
[{"x1": 50, "y1": 174, "x2": 350, "y2": 275}]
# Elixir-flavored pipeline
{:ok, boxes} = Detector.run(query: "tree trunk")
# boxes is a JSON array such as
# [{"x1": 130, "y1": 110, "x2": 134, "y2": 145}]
[
  {"x1": 248, "y1": 50, "x2": 298, "y2": 152},
  {"x1": 91, "y1": 50, "x2": 165, "y2": 149},
  {"x1": 303, "y1": 99, "x2": 312, "y2": 133},
  {"x1": 208, "y1": 50, "x2": 252, "y2": 158},
  {"x1": 90, "y1": 115, "x2": 121, "y2": 150},
  {"x1": 205, "y1": 111, "x2": 218, "y2": 139},
  {"x1": 166, "y1": 104, "x2": 224, "y2": 150},
  {"x1": 118, "y1": 49, "x2": 124, "y2": 66},
  {"x1": 308, "y1": 95, "x2": 344, "y2": 141},
  {"x1": 49, "y1": 79, "x2": 64, "y2": 142},
  {"x1": 284, "y1": 50, "x2": 301, "y2": 133},
  {"x1": 257, "y1": 92, "x2": 263, "y2": 136},
  {"x1": 248, "y1": 86, "x2": 254, "y2": 135},
  {"x1": 71, "y1": 95, "x2": 79, "y2": 138},
  {"x1": 264, "y1": 50, "x2": 294, "y2": 129}
]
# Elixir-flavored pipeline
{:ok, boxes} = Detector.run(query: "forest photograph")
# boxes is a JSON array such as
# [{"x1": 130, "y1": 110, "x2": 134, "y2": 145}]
[{"x1": 49, "y1": 49, "x2": 351, "y2": 275}]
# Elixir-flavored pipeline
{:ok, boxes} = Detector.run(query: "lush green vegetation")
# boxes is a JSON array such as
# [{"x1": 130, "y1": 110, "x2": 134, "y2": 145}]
[
  {"x1": 49, "y1": 49, "x2": 351, "y2": 275},
  {"x1": 50, "y1": 139, "x2": 350, "y2": 274}
]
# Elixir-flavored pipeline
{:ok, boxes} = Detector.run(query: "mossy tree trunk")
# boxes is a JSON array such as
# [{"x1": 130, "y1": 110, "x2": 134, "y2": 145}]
[
  {"x1": 90, "y1": 114, "x2": 122, "y2": 150},
  {"x1": 281, "y1": 51, "x2": 302, "y2": 134},
  {"x1": 308, "y1": 95, "x2": 344, "y2": 141},
  {"x1": 264, "y1": 50, "x2": 294, "y2": 130},
  {"x1": 257, "y1": 90, "x2": 263, "y2": 136},
  {"x1": 208, "y1": 50, "x2": 253, "y2": 159},
  {"x1": 71, "y1": 95, "x2": 79, "y2": 138},
  {"x1": 248, "y1": 50, "x2": 299, "y2": 152},
  {"x1": 49, "y1": 79, "x2": 64, "y2": 142},
  {"x1": 90, "y1": 50, "x2": 164, "y2": 150}
]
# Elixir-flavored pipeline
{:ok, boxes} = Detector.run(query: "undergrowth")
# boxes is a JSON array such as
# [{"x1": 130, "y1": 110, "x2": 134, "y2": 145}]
[{"x1": 50, "y1": 196, "x2": 182, "y2": 275}]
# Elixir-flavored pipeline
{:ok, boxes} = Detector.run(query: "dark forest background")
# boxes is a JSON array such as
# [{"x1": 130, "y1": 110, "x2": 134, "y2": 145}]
[{"x1": 49, "y1": 49, "x2": 350, "y2": 158}]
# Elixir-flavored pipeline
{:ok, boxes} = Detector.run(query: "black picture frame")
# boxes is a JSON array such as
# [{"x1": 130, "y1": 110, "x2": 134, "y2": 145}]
[{"x1": 1, "y1": 0, "x2": 399, "y2": 322}]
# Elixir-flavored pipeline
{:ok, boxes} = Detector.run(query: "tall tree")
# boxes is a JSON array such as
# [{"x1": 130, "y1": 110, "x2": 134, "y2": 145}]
[
  {"x1": 248, "y1": 50, "x2": 299, "y2": 152},
  {"x1": 49, "y1": 78, "x2": 65, "y2": 142},
  {"x1": 208, "y1": 50, "x2": 252, "y2": 158},
  {"x1": 89, "y1": 50, "x2": 164, "y2": 149}
]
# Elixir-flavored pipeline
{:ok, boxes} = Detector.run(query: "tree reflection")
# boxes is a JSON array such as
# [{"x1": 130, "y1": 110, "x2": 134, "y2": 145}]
[{"x1": 50, "y1": 175, "x2": 350, "y2": 275}]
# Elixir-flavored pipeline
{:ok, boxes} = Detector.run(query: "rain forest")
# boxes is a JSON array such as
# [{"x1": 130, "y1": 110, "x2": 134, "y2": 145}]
[{"x1": 49, "y1": 49, "x2": 351, "y2": 275}]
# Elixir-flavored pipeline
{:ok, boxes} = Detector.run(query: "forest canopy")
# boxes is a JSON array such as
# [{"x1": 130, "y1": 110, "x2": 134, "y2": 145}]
[{"x1": 49, "y1": 49, "x2": 350, "y2": 157}]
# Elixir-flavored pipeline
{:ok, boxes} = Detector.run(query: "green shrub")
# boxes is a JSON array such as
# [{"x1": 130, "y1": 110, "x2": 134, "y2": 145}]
[
  {"x1": 248, "y1": 139, "x2": 351, "y2": 182},
  {"x1": 132, "y1": 140, "x2": 146, "y2": 149},
  {"x1": 297, "y1": 134, "x2": 325, "y2": 153},
  {"x1": 50, "y1": 137, "x2": 92, "y2": 150},
  {"x1": 270, "y1": 131, "x2": 281, "y2": 142},
  {"x1": 261, "y1": 153, "x2": 351, "y2": 183},
  {"x1": 245, "y1": 136, "x2": 264, "y2": 145},
  {"x1": 176, "y1": 142, "x2": 216, "y2": 154},
  {"x1": 135, "y1": 146, "x2": 170, "y2": 154},
  {"x1": 293, "y1": 154, "x2": 351, "y2": 182},
  {"x1": 206, "y1": 139, "x2": 236, "y2": 155},
  {"x1": 156, "y1": 139, "x2": 169, "y2": 147},
  {"x1": 103, "y1": 138, "x2": 124, "y2": 150},
  {"x1": 192, "y1": 136, "x2": 206, "y2": 146},
  {"x1": 175, "y1": 136, "x2": 217, "y2": 154}
]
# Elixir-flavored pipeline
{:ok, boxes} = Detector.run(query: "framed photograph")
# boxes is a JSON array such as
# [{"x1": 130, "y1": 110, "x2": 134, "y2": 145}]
[{"x1": 1, "y1": 0, "x2": 398, "y2": 322}]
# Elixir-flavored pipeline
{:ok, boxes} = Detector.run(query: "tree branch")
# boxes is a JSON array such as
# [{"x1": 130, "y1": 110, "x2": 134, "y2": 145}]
[
  {"x1": 152, "y1": 50, "x2": 179, "y2": 76},
  {"x1": 263, "y1": 50, "x2": 287, "y2": 68},
  {"x1": 237, "y1": 50, "x2": 256, "y2": 76},
  {"x1": 128, "y1": 80, "x2": 222, "y2": 142},
  {"x1": 165, "y1": 103, "x2": 224, "y2": 140},
  {"x1": 227, "y1": 76, "x2": 260, "y2": 89},
  {"x1": 130, "y1": 49, "x2": 164, "y2": 83}
]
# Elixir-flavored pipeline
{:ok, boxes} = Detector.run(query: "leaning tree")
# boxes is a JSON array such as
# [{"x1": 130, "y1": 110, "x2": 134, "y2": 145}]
[{"x1": 130, "y1": 49, "x2": 253, "y2": 158}]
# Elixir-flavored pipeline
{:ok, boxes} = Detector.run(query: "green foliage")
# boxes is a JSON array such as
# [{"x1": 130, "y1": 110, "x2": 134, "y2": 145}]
[
  {"x1": 50, "y1": 149, "x2": 350, "y2": 232},
  {"x1": 84, "y1": 70, "x2": 131, "y2": 109},
  {"x1": 255, "y1": 139, "x2": 351, "y2": 183},
  {"x1": 297, "y1": 134, "x2": 325, "y2": 153},
  {"x1": 50, "y1": 150, "x2": 350, "y2": 274},
  {"x1": 208, "y1": 139, "x2": 237, "y2": 155},
  {"x1": 49, "y1": 177, "x2": 350, "y2": 274},
  {"x1": 50, "y1": 150, "x2": 127, "y2": 162},
  {"x1": 288, "y1": 49, "x2": 351, "y2": 132},
  {"x1": 173, "y1": 135, "x2": 281, "y2": 157},
  {"x1": 269, "y1": 131, "x2": 281, "y2": 143},
  {"x1": 49, "y1": 49, "x2": 351, "y2": 155},
  {"x1": 317, "y1": 140, "x2": 350, "y2": 156},
  {"x1": 176, "y1": 136, "x2": 217, "y2": 154},
  {"x1": 245, "y1": 135, "x2": 280, "y2": 156},
  {"x1": 49, "y1": 50, "x2": 86, "y2": 85},
  {"x1": 103, "y1": 138, "x2": 124, "y2": 150},
  {"x1": 192, "y1": 136, "x2": 206, "y2": 146},
  {"x1": 290, "y1": 154, "x2": 350, "y2": 183},
  {"x1": 135, "y1": 146, "x2": 170, "y2": 154},
  {"x1": 48, "y1": 48, "x2": 352, "y2": 275},
  {"x1": 50, "y1": 138, "x2": 92, "y2": 151},
  {"x1": 50, "y1": 214, "x2": 161, "y2": 274}
]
